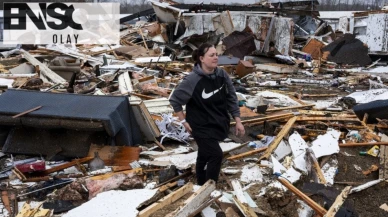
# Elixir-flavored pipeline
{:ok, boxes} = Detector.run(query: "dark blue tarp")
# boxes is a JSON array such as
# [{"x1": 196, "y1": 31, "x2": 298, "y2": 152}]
[
  {"x1": 0, "y1": 89, "x2": 142, "y2": 146},
  {"x1": 353, "y1": 99, "x2": 388, "y2": 124}
]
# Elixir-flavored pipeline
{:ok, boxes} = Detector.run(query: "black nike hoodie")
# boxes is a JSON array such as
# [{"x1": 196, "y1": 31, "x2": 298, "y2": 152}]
[{"x1": 169, "y1": 64, "x2": 240, "y2": 140}]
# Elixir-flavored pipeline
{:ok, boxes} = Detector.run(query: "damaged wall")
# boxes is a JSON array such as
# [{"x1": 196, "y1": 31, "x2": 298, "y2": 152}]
[
  {"x1": 353, "y1": 11, "x2": 388, "y2": 53},
  {"x1": 181, "y1": 12, "x2": 293, "y2": 55}
]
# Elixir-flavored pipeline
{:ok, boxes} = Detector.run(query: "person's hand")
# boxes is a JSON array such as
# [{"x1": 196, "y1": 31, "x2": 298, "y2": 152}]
[
  {"x1": 235, "y1": 122, "x2": 245, "y2": 137},
  {"x1": 183, "y1": 122, "x2": 192, "y2": 134}
]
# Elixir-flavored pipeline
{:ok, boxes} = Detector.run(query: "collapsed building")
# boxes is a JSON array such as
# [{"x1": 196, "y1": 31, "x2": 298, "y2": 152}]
[{"x1": 0, "y1": 0, "x2": 388, "y2": 217}]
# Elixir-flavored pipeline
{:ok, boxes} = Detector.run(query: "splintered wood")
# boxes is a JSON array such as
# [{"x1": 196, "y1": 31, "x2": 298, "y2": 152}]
[
  {"x1": 258, "y1": 116, "x2": 297, "y2": 161},
  {"x1": 138, "y1": 182, "x2": 194, "y2": 217},
  {"x1": 166, "y1": 180, "x2": 216, "y2": 217},
  {"x1": 324, "y1": 186, "x2": 352, "y2": 217}
]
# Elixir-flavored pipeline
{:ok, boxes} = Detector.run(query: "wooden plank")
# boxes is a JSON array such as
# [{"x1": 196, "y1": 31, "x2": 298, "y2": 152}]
[
  {"x1": 339, "y1": 142, "x2": 388, "y2": 147},
  {"x1": 166, "y1": 180, "x2": 216, "y2": 217},
  {"x1": 16, "y1": 203, "x2": 31, "y2": 217},
  {"x1": 20, "y1": 49, "x2": 66, "y2": 84},
  {"x1": 306, "y1": 148, "x2": 327, "y2": 185},
  {"x1": 362, "y1": 113, "x2": 369, "y2": 124},
  {"x1": 278, "y1": 177, "x2": 327, "y2": 216},
  {"x1": 245, "y1": 115, "x2": 293, "y2": 127},
  {"x1": 379, "y1": 134, "x2": 388, "y2": 179},
  {"x1": 324, "y1": 186, "x2": 352, "y2": 217},
  {"x1": 233, "y1": 196, "x2": 258, "y2": 217},
  {"x1": 42, "y1": 157, "x2": 93, "y2": 175},
  {"x1": 88, "y1": 144, "x2": 141, "y2": 166},
  {"x1": 266, "y1": 104, "x2": 314, "y2": 112},
  {"x1": 231, "y1": 180, "x2": 258, "y2": 217},
  {"x1": 12, "y1": 106, "x2": 42, "y2": 118},
  {"x1": 230, "y1": 113, "x2": 294, "y2": 125},
  {"x1": 138, "y1": 29, "x2": 149, "y2": 52},
  {"x1": 188, "y1": 195, "x2": 222, "y2": 217},
  {"x1": 359, "y1": 117, "x2": 381, "y2": 142},
  {"x1": 138, "y1": 182, "x2": 194, "y2": 217},
  {"x1": 227, "y1": 147, "x2": 267, "y2": 161},
  {"x1": 258, "y1": 116, "x2": 297, "y2": 161},
  {"x1": 301, "y1": 94, "x2": 338, "y2": 98},
  {"x1": 297, "y1": 117, "x2": 360, "y2": 122}
]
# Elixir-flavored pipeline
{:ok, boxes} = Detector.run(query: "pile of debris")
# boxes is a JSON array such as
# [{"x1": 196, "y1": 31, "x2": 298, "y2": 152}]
[{"x1": 1, "y1": 0, "x2": 388, "y2": 217}]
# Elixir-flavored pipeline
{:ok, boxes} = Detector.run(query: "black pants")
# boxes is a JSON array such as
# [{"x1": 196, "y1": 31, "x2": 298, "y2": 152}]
[{"x1": 194, "y1": 137, "x2": 223, "y2": 185}]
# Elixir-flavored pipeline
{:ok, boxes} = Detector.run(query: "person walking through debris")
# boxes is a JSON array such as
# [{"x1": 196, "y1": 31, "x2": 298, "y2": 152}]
[{"x1": 169, "y1": 43, "x2": 245, "y2": 185}]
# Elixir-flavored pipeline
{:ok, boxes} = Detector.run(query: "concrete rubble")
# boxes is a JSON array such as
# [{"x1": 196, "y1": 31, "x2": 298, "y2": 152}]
[{"x1": 1, "y1": 0, "x2": 388, "y2": 217}]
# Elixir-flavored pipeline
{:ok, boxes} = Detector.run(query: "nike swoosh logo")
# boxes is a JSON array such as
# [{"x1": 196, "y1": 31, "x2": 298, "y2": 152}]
[{"x1": 202, "y1": 84, "x2": 224, "y2": 99}]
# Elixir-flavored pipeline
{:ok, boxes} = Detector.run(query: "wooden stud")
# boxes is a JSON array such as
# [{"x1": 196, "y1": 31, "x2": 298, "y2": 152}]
[
  {"x1": 266, "y1": 104, "x2": 314, "y2": 112},
  {"x1": 362, "y1": 113, "x2": 369, "y2": 125},
  {"x1": 166, "y1": 180, "x2": 216, "y2": 217},
  {"x1": 138, "y1": 29, "x2": 149, "y2": 52},
  {"x1": 278, "y1": 177, "x2": 327, "y2": 216},
  {"x1": 301, "y1": 94, "x2": 338, "y2": 98},
  {"x1": 138, "y1": 182, "x2": 194, "y2": 217},
  {"x1": 258, "y1": 116, "x2": 297, "y2": 161},
  {"x1": 230, "y1": 113, "x2": 294, "y2": 125},
  {"x1": 231, "y1": 180, "x2": 259, "y2": 217},
  {"x1": 324, "y1": 186, "x2": 352, "y2": 217},
  {"x1": 42, "y1": 157, "x2": 93, "y2": 175},
  {"x1": 187, "y1": 195, "x2": 222, "y2": 217},
  {"x1": 227, "y1": 147, "x2": 267, "y2": 161},
  {"x1": 306, "y1": 148, "x2": 327, "y2": 185},
  {"x1": 339, "y1": 142, "x2": 388, "y2": 147},
  {"x1": 297, "y1": 117, "x2": 360, "y2": 122}
]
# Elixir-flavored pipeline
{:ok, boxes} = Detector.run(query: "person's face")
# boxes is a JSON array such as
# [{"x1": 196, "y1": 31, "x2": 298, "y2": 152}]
[{"x1": 200, "y1": 47, "x2": 218, "y2": 72}]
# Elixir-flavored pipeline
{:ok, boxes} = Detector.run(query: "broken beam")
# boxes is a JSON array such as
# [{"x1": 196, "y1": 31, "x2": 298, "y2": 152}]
[
  {"x1": 138, "y1": 182, "x2": 194, "y2": 217},
  {"x1": 258, "y1": 116, "x2": 297, "y2": 161},
  {"x1": 266, "y1": 104, "x2": 314, "y2": 112},
  {"x1": 339, "y1": 142, "x2": 388, "y2": 147},
  {"x1": 42, "y1": 157, "x2": 93, "y2": 175},
  {"x1": 302, "y1": 94, "x2": 338, "y2": 98},
  {"x1": 20, "y1": 49, "x2": 66, "y2": 84},
  {"x1": 232, "y1": 180, "x2": 258, "y2": 217},
  {"x1": 278, "y1": 177, "x2": 327, "y2": 216},
  {"x1": 307, "y1": 148, "x2": 327, "y2": 185},
  {"x1": 187, "y1": 195, "x2": 222, "y2": 217},
  {"x1": 324, "y1": 186, "x2": 352, "y2": 217},
  {"x1": 296, "y1": 117, "x2": 360, "y2": 122},
  {"x1": 167, "y1": 180, "x2": 216, "y2": 217},
  {"x1": 231, "y1": 113, "x2": 294, "y2": 125},
  {"x1": 227, "y1": 147, "x2": 267, "y2": 161}
]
